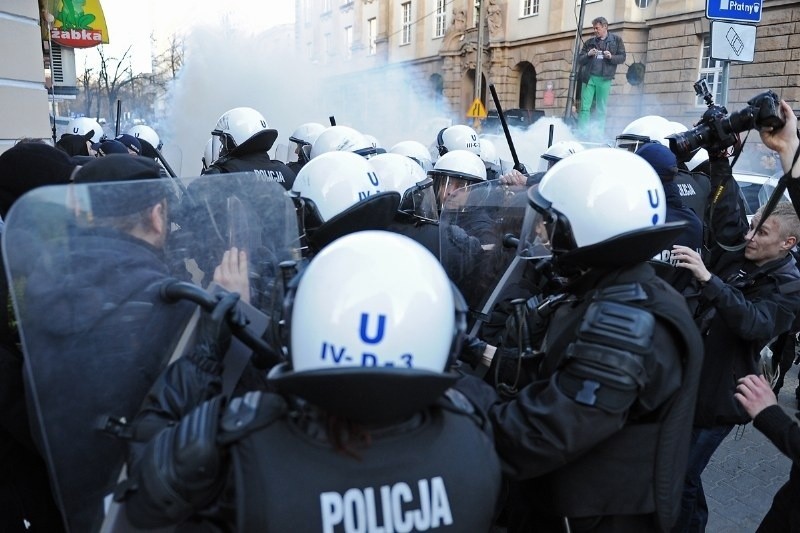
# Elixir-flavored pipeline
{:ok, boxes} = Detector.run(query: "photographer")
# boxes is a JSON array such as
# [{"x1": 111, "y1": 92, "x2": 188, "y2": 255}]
[
  {"x1": 760, "y1": 98, "x2": 800, "y2": 182},
  {"x1": 671, "y1": 200, "x2": 800, "y2": 532}
]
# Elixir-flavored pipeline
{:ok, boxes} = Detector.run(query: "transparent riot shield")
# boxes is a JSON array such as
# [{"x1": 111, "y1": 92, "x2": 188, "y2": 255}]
[
  {"x1": 2, "y1": 173, "x2": 299, "y2": 532},
  {"x1": 160, "y1": 144, "x2": 183, "y2": 177},
  {"x1": 439, "y1": 180, "x2": 550, "y2": 337}
]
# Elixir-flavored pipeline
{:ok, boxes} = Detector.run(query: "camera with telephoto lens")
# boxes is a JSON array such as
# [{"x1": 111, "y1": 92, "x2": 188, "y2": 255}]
[{"x1": 667, "y1": 79, "x2": 785, "y2": 158}]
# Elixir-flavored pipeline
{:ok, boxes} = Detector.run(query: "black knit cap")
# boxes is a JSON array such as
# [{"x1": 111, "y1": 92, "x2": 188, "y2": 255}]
[
  {"x1": 73, "y1": 154, "x2": 170, "y2": 217},
  {"x1": 0, "y1": 142, "x2": 78, "y2": 218}
]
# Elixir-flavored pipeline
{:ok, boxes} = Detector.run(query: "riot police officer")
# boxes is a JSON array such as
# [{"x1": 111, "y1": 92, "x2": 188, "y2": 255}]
[
  {"x1": 120, "y1": 231, "x2": 503, "y2": 531},
  {"x1": 460, "y1": 148, "x2": 704, "y2": 532},
  {"x1": 203, "y1": 107, "x2": 296, "y2": 191}
]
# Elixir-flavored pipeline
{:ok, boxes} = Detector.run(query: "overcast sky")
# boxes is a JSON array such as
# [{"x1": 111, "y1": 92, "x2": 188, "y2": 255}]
[{"x1": 76, "y1": 0, "x2": 295, "y2": 73}]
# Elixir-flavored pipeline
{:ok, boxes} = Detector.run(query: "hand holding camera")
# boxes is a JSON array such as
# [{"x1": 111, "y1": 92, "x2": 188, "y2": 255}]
[{"x1": 759, "y1": 99, "x2": 800, "y2": 177}]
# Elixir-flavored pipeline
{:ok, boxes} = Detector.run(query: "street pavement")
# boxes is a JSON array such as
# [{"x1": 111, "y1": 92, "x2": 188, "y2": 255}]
[{"x1": 704, "y1": 368, "x2": 799, "y2": 532}]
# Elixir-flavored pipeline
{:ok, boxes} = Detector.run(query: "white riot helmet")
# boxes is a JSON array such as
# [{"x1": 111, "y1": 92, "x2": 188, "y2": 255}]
[
  {"x1": 528, "y1": 148, "x2": 685, "y2": 269},
  {"x1": 291, "y1": 151, "x2": 401, "y2": 251},
  {"x1": 310, "y1": 125, "x2": 378, "y2": 160},
  {"x1": 67, "y1": 117, "x2": 105, "y2": 143},
  {"x1": 289, "y1": 122, "x2": 326, "y2": 163},
  {"x1": 479, "y1": 137, "x2": 502, "y2": 178},
  {"x1": 429, "y1": 149, "x2": 487, "y2": 210},
  {"x1": 437, "y1": 125, "x2": 481, "y2": 156},
  {"x1": 268, "y1": 231, "x2": 466, "y2": 422},
  {"x1": 127, "y1": 124, "x2": 162, "y2": 152},
  {"x1": 211, "y1": 107, "x2": 278, "y2": 158},
  {"x1": 538, "y1": 140, "x2": 585, "y2": 171},
  {"x1": 615, "y1": 115, "x2": 671, "y2": 152},
  {"x1": 369, "y1": 153, "x2": 438, "y2": 222},
  {"x1": 389, "y1": 140, "x2": 434, "y2": 172}
]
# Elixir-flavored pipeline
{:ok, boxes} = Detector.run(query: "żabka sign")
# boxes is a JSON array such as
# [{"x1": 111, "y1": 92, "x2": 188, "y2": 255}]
[
  {"x1": 47, "y1": 0, "x2": 110, "y2": 49},
  {"x1": 51, "y1": 28, "x2": 104, "y2": 48}
]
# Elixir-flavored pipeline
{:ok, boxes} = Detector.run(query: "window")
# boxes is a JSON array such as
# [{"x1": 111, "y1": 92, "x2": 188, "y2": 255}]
[
  {"x1": 697, "y1": 35, "x2": 729, "y2": 107},
  {"x1": 434, "y1": 0, "x2": 447, "y2": 38},
  {"x1": 401, "y1": 2, "x2": 412, "y2": 45},
  {"x1": 345, "y1": 26, "x2": 353, "y2": 59},
  {"x1": 303, "y1": 0, "x2": 312, "y2": 23},
  {"x1": 521, "y1": 0, "x2": 540, "y2": 17},
  {"x1": 307, "y1": 41, "x2": 314, "y2": 61},
  {"x1": 324, "y1": 33, "x2": 332, "y2": 63},
  {"x1": 474, "y1": 0, "x2": 480, "y2": 28},
  {"x1": 368, "y1": 17, "x2": 377, "y2": 55},
  {"x1": 635, "y1": 0, "x2": 650, "y2": 7},
  {"x1": 322, "y1": 0, "x2": 332, "y2": 13}
]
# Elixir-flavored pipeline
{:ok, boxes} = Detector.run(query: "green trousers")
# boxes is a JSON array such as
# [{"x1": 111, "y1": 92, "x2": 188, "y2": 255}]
[{"x1": 578, "y1": 75, "x2": 612, "y2": 137}]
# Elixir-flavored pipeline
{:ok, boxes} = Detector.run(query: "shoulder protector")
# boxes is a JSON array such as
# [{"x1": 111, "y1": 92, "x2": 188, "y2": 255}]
[{"x1": 558, "y1": 291, "x2": 655, "y2": 413}]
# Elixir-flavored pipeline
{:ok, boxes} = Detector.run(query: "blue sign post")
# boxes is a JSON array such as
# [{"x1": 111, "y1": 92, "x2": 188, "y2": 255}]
[{"x1": 706, "y1": 0, "x2": 762, "y2": 23}]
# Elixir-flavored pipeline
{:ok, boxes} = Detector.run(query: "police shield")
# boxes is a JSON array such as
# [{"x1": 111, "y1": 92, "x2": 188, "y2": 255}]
[
  {"x1": 439, "y1": 180, "x2": 547, "y2": 336},
  {"x1": 2, "y1": 173, "x2": 299, "y2": 532}
]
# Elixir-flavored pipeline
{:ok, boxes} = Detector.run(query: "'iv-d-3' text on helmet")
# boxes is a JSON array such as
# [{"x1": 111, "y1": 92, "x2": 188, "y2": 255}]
[
  {"x1": 528, "y1": 147, "x2": 689, "y2": 269},
  {"x1": 211, "y1": 107, "x2": 278, "y2": 158},
  {"x1": 267, "y1": 230, "x2": 467, "y2": 423},
  {"x1": 437, "y1": 124, "x2": 481, "y2": 156},
  {"x1": 290, "y1": 151, "x2": 400, "y2": 251}
]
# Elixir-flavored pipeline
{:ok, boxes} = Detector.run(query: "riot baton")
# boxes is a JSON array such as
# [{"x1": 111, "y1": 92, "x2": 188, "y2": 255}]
[
  {"x1": 489, "y1": 84, "x2": 527, "y2": 173},
  {"x1": 115, "y1": 99, "x2": 122, "y2": 137}
]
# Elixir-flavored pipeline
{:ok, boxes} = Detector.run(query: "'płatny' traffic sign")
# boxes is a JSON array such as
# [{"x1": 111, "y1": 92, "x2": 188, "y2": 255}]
[{"x1": 706, "y1": 0, "x2": 762, "y2": 24}]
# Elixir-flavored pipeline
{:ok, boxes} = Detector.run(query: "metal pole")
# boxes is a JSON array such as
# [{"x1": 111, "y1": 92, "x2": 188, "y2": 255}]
[
  {"x1": 474, "y1": 0, "x2": 485, "y2": 105},
  {"x1": 45, "y1": 14, "x2": 59, "y2": 144},
  {"x1": 564, "y1": 0, "x2": 588, "y2": 120}
]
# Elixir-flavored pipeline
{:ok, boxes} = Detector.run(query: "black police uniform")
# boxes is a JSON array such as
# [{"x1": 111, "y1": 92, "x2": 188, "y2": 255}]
[
  {"x1": 122, "y1": 374, "x2": 502, "y2": 531},
  {"x1": 204, "y1": 151, "x2": 296, "y2": 191},
  {"x1": 461, "y1": 262, "x2": 703, "y2": 532},
  {"x1": 672, "y1": 169, "x2": 710, "y2": 221}
]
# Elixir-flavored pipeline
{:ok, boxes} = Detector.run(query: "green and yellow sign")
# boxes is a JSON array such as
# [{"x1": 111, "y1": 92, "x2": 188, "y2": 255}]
[{"x1": 46, "y1": 0, "x2": 110, "y2": 49}]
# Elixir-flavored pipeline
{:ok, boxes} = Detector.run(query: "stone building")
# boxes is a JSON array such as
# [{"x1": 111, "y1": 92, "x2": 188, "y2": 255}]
[{"x1": 295, "y1": 0, "x2": 799, "y2": 141}]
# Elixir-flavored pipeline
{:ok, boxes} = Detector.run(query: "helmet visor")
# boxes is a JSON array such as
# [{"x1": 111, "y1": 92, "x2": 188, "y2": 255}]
[
  {"x1": 430, "y1": 172, "x2": 476, "y2": 210},
  {"x1": 401, "y1": 177, "x2": 439, "y2": 222},
  {"x1": 527, "y1": 186, "x2": 578, "y2": 254},
  {"x1": 614, "y1": 134, "x2": 650, "y2": 153}
]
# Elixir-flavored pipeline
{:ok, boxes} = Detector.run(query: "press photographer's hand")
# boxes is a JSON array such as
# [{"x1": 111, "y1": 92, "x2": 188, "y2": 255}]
[{"x1": 759, "y1": 99, "x2": 799, "y2": 176}]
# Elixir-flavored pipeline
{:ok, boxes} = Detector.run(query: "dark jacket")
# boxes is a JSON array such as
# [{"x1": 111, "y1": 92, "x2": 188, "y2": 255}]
[
  {"x1": 578, "y1": 32, "x2": 626, "y2": 80},
  {"x1": 752, "y1": 406, "x2": 800, "y2": 532},
  {"x1": 459, "y1": 262, "x2": 703, "y2": 531},
  {"x1": 20, "y1": 227, "x2": 196, "y2": 533},
  {"x1": 123, "y1": 341, "x2": 502, "y2": 531},
  {"x1": 203, "y1": 151, "x2": 296, "y2": 191},
  {"x1": 693, "y1": 251, "x2": 800, "y2": 427},
  {"x1": 703, "y1": 157, "x2": 749, "y2": 264}
]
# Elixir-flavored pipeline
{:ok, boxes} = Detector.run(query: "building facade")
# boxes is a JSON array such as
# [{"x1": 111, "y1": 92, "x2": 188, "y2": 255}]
[
  {"x1": 0, "y1": 0, "x2": 55, "y2": 153},
  {"x1": 295, "y1": 0, "x2": 800, "y2": 140}
]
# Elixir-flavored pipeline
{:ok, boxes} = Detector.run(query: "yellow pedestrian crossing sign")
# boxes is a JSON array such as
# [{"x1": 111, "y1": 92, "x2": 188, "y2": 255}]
[{"x1": 467, "y1": 98, "x2": 487, "y2": 118}]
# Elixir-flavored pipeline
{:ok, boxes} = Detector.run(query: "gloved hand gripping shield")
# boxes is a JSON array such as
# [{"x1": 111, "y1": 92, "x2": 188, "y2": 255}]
[{"x1": 2, "y1": 172, "x2": 298, "y2": 532}]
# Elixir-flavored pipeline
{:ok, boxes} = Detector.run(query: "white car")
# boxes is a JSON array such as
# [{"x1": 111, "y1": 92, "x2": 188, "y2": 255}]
[{"x1": 733, "y1": 170, "x2": 789, "y2": 222}]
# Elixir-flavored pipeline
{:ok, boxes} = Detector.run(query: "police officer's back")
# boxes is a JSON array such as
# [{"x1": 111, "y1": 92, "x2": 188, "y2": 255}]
[
  {"x1": 121, "y1": 231, "x2": 502, "y2": 531},
  {"x1": 202, "y1": 107, "x2": 296, "y2": 191}
]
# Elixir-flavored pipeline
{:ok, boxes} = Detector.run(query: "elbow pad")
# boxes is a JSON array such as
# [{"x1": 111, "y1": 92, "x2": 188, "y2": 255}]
[
  {"x1": 557, "y1": 299, "x2": 654, "y2": 413},
  {"x1": 127, "y1": 396, "x2": 225, "y2": 526}
]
